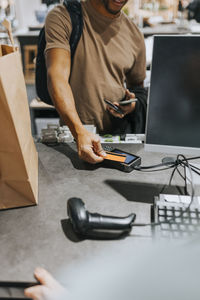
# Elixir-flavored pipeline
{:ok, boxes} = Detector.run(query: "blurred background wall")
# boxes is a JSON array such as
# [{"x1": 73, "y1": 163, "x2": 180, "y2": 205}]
[{"x1": 15, "y1": 0, "x2": 41, "y2": 30}]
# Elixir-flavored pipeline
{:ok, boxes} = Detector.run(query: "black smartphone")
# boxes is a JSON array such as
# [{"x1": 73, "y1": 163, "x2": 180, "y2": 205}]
[
  {"x1": 0, "y1": 281, "x2": 39, "y2": 299},
  {"x1": 104, "y1": 99, "x2": 123, "y2": 115}
]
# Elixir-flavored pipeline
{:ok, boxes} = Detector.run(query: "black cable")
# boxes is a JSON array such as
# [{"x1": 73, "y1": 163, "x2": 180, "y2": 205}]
[
  {"x1": 133, "y1": 164, "x2": 176, "y2": 173},
  {"x1": 134, "y1": 161, "x2": 176, "y2": 170},
  {"x1": 191, "y1": 165, "x2": 200, "y2": 172},
  {"x1": 169, "y1": 164, "x2": 178, "y2": 186},
  {"x1": 134, "y1": 155, "x2": 200, "y2": 173},
  {"x1": 132, "y1": 155, "x2": 196, "y2": 228},
  {"x1": 159, "y1": 163, "x2": 185, "y2": 195},
  {"x1": 176, "y1": 166, "x2": 187, "y2": 184},
  {"x1": 185, "y1": 164, "x2": 200, "y2": 177},
  {"x1": 176, "y1": 154, "x2": 195, "y2": 208},
  {"x1": 169, "y1": 157, "x2": 189, "y2": 195},
  {"x1": 185, "y1": 156, "x2": 200, "y2": 162},
  {"x1": 176, "y1": 166, "x2": 188, "y2": 195}
]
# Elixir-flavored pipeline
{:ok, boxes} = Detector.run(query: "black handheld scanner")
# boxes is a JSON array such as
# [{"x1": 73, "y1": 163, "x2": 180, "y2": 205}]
[{"x1": 67, "y1": 198, "x2": 136, "y2": 239}]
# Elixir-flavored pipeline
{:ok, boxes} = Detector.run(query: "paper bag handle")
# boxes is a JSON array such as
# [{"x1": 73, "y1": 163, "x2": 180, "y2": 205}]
[{"x1": 2, "y1": 19, "x2": 16, "y2": 51}]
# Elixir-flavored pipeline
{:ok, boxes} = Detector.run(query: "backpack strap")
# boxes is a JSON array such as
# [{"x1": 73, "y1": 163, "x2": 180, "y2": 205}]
[
  {"x1": 63, "y1": 0, "x2": 83, "y2": 62},
  {"x1": 35, "y1": 0, "x2": 83, "y2": 104}
]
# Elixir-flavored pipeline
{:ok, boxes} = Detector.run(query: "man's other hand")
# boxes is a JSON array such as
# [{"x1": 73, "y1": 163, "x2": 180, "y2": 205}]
[
  {"x1": 76, "y1": 129, "x2": 106, "y2": 164},
  {"x1": 24, "y1": 268, "x2": 68, "y2": 300},
  {"x1": 107, "y1": 89, "x2": 136, "y2": 119}
]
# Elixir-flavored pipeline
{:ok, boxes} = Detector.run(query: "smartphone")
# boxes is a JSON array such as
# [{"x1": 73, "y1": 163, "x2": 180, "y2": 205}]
[
  {"x1": 0, "y1": 281, "x2": 39, "y2": 299},
  {"x1": 119, "y1": 98, "x2": 138, "y2": 106},
  {"x1": 104, "y1": 99, "x2": 123, "y2": 115},
  {"x1": 103, "y1": 147, "x2": 141, "y2": 172}
]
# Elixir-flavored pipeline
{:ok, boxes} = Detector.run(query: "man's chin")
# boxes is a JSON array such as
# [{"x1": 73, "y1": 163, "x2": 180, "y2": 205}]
[
  {"x1": 109, "y1": 0, "x2": 127, "y2": 14},
  {"x1": 102, "y1": 0, "x2": 123, "y2": 15},
  {"x1": 107, "y1": 8, "x2": 121, "y2": 15},
  {"x1": 106, "y1": 5, "x2": 122, "y2": 15}
]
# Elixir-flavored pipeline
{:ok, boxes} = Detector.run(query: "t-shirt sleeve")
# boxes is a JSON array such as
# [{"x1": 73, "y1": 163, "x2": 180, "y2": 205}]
[
  {"x1": 44, "y1": 5, "x2": 72, "y2": 54},
  {"x1": 126, "y1": 33, "x2": 146, "y2": 88}
]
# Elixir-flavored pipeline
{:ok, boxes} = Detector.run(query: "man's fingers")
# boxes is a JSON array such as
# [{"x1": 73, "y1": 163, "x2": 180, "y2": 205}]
[
  {"x1": 77, "y1": 131, "x2": 106, "y2": 164},
  {"x1": 81, "y1": 153, "x2": 104, "y2": 164},
  {"x1": 125, "y1": 89, "x2": 135, "y2": 99},
  {"x1": 107, "y1": 106, "x2": 124, "y2": 118},
  {"x1": 80, "y1": 146, "x2": 104, "y2": 164},
  {"x1": 24, "y1": 285, "x2": 46, "y2": 300},
  {"x1": 88, "y1": 152, "x2": 104, "y2": 164},
  {"x1": 92, "y1": 137, "x2": 106, "y2": 157},
  {"x1": 34, "y1": 268, "x2": 56, "y2": 287},
  {"x1": 119, "y1": 102, "x2": 136, "y2": 114}
]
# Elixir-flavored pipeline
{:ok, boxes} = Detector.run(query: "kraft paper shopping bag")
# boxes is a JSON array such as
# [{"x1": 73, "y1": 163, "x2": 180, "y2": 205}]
[{"x1": 0, "y1": 44, "x2": 38, "y2": 209}]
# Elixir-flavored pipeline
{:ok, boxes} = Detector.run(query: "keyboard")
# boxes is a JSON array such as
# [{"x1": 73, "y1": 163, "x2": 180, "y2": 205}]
[{"x1": 151, "y1": 194, "x2": 200, "y2": 239}]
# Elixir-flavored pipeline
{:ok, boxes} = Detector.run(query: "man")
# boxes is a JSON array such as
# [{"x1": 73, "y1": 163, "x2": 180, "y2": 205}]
[{"x1": 44, "y1": 0, "x2": 146, "y2": 163}]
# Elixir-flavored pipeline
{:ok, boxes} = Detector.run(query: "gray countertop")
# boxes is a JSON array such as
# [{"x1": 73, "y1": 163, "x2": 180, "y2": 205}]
[{"x1": 0, "y1": 143, "x2": 188, "y2": 281}]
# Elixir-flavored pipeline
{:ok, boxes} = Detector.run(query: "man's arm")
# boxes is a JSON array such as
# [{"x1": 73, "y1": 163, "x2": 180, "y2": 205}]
[
  {"x1": 126, "y1": 82, "x2": 147, "y2": 134},
  {"x1": 46, "y1": 48, "x2": 106, "y2": 164}
]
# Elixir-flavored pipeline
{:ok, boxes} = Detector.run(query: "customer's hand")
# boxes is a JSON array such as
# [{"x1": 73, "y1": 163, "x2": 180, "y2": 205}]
[
  {"x1": 24, "y1": 268, "x2": 68, "y2": 300},
  {"x1": 107, "y1": 89, "x2": 136, "y2": 119},
  {"x1": 76, "y1": 129, "x2": 106, "y2": 164}
]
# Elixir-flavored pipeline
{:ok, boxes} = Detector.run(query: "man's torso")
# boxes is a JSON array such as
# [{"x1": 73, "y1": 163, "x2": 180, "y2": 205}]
[{"x1": 45, "y1": 0, "x2": 146, "y2": 133}]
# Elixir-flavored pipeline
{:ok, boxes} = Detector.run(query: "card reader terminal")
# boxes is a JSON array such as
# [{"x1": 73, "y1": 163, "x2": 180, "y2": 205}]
[{"x1": 103, "y1": 147, "x2": 141, "y2": 172}]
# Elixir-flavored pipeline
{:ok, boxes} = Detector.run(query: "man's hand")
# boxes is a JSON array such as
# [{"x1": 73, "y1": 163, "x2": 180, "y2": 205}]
[
  {"x1": 24, "y1": 268, "x2": 68, "y2": 300},
  {"x1": 76, "y1": 129, "x2": 106, "y2": 164},
  {"x1": 107, "y1": 89, "x2": 136, "y2": 119}
]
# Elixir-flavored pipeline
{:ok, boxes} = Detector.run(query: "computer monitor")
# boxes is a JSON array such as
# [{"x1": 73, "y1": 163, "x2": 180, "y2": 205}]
[{"x1": 145, "y1": 35, "x2": 200, "y2": 155}]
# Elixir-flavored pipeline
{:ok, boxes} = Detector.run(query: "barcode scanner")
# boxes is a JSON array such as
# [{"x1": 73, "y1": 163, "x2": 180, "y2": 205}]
[{"x1": 67, "y1": 198, "x2": 136, "y2": 239}]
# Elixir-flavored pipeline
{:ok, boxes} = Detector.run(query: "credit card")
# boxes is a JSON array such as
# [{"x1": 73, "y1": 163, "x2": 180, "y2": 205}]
[{"x1": 105, "y1": 151, "x2": 126, "y2": 162}]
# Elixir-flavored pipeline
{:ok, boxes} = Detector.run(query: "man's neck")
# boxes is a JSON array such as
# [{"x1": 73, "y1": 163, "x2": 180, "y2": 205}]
[{"x1": 89, "y1": 0, "x2": 120, "y2": 19}]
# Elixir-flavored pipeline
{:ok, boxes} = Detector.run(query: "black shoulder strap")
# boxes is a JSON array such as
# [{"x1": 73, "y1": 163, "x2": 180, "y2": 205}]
[{"x1": 63, "y1": 0, "x2": 83, "y2": 61}]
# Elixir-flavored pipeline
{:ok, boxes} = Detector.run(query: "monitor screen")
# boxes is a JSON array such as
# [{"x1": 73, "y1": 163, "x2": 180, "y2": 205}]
[{"x1": 145, "y1": 35, "x2": 200, "y2": 155}]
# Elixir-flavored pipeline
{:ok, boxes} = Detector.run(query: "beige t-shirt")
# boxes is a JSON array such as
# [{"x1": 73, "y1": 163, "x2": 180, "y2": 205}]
[{"x1": 45, "y1": 0, "x2": 146, "y2": 134}]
